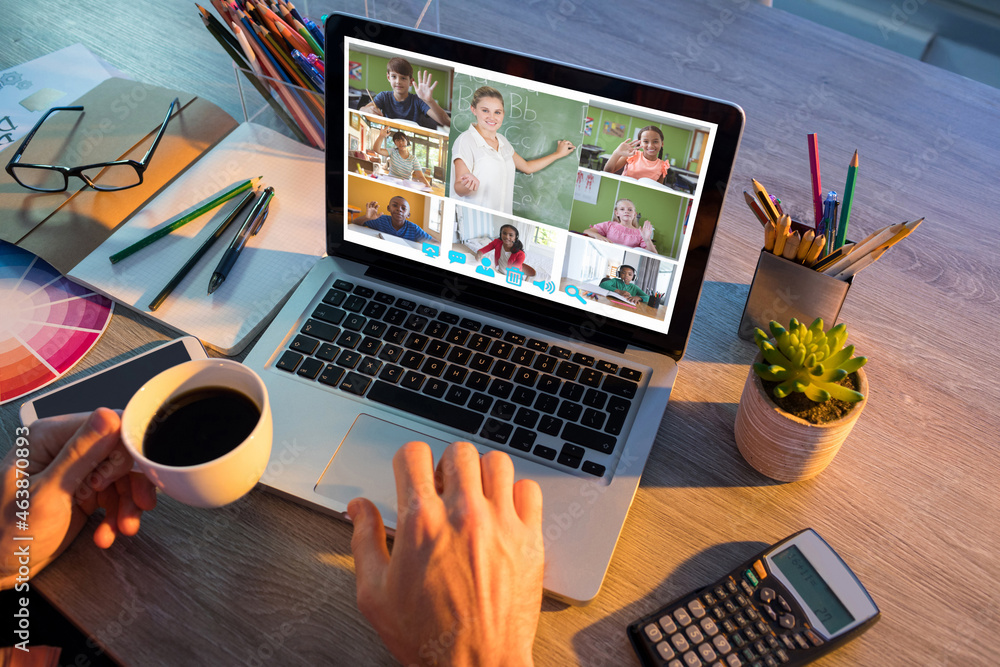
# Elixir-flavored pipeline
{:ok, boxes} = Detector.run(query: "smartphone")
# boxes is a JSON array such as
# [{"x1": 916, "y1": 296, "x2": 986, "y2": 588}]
[{"x1": 19, "y1": 337, "x2": 207, "y2": 425}]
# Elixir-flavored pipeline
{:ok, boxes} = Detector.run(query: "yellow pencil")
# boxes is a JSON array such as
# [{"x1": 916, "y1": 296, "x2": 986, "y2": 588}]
[
  {"x1": 782, "y1": 231, "x2": 801, "y2": 260},
  {"x1": 752, "y1": 178, "x2": 781, "y2": 223}
]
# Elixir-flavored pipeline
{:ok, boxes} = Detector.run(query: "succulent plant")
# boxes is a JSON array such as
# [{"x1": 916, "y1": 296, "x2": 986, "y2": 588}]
[{"x1": 753, "y1": 318, "x2": 867, "y2": 403}]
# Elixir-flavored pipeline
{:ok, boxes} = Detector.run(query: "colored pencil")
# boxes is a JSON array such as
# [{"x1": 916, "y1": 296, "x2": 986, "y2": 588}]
[
  {"x1": 808, "y1": 133, "x2": 823, "y2": 230},
  {"x1": 836, "y1": 150, "x2": 858, "y2": 250},
  {"x1": 196, "y1": 5, "x2": 308, "y2": 144},
  {"x1": 744, "y1": 190, "x2": 769, "y2": 226},
  {"x1": 110, "y1": 177, "x2": 262, "y2": 264}
]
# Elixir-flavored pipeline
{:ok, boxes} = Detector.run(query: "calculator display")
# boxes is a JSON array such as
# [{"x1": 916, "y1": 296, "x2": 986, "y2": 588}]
[{"x1": 771, "y1": 545, "x2": 854, "y2": 635}]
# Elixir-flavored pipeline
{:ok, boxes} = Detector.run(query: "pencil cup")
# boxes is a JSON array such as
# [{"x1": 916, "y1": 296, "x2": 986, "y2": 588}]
[
  {"x1": 737, "y1": 250, "x2": 852, "y2": 340},
  {"x1": 234, "y1": 64, "x2": 325, "y2": 150}
]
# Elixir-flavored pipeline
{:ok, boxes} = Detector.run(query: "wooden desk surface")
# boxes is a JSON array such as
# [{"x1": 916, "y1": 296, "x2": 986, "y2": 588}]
[{"x1": 2, "y1": 2, "x2": 998, "y2": 665}]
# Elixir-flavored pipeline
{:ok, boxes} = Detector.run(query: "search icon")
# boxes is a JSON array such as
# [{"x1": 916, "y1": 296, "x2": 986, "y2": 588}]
[{"x1": 565, "y1": 284, "x2": 587, "y2": 305}]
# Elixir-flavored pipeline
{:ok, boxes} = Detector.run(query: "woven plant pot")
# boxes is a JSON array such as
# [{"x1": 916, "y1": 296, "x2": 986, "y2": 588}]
[{"x1": 734, "y1": 356, "x2": 868, "y2": 482}]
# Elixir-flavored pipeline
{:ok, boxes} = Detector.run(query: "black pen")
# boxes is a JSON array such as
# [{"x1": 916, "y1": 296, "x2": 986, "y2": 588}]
[
  {"x1": 147, "y1": 187, "x2": 258, "y2": 311},
  {"x1": 208, "y1": 186, "x2": 274, "y2": 294}
]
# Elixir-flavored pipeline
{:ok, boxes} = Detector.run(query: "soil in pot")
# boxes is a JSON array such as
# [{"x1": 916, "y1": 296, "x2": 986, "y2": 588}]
[{"x1": 760, "y1": 372, "x2": 861, "y2": 424}]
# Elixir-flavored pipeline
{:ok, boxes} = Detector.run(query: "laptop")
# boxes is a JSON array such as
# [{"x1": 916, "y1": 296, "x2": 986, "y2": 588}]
[{"x1": 242, "y1": 13, "x2": 744, "y2": 604}]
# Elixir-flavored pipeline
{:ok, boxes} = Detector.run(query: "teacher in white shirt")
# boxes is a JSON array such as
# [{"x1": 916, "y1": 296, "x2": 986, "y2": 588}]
[{"x1": 450, "y1": 86, "x2": 576, "y2": 215}]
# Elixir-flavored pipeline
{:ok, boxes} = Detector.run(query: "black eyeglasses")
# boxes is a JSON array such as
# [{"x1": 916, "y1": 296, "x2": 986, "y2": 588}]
[{"x1": 4, "y1": 97, "x2": 179, "y2": 192}]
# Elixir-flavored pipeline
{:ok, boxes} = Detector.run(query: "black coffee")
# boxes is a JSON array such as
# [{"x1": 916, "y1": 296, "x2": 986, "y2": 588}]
[{"x1": 143, "y1": 387, "x2": 260, "y2": 467}]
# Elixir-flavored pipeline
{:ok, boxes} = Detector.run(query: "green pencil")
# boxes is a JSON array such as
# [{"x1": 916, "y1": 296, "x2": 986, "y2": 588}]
[
  {"x1": 109, "y1": 176, "x2": 261, "y2": 264},
  {"x1": 836, "y1": 150, "x2": 858, "y2": 250}
]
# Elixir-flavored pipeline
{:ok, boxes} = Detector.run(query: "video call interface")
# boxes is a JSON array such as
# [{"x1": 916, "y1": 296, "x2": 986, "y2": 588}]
[{"x1": 343, "y1": 37, "x2": 719, "y2": 336}]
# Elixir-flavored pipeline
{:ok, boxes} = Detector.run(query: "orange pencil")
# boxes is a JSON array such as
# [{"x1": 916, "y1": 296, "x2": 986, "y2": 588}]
[{"x1": 239, "y1": 13, "x2": 322, "y2": 147}]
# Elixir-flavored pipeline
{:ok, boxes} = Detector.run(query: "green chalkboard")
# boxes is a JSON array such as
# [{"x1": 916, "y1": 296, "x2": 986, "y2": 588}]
[{"x1": 449, "y1": 74, "x2": 586, "y2": 229}]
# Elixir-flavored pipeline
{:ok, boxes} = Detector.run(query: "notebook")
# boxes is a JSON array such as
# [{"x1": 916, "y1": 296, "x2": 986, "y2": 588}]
[
  {"x1": 242, "y1": 14, "x2": 744, "y2": 604},
  {"x1": 68, "y1": 122, "x2": 326, "y2": 355}
]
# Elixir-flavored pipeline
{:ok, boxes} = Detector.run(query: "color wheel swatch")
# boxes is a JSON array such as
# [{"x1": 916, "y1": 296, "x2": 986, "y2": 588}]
[{"x1": 1, "y1": 242, "x2": 113, "y2": 405}]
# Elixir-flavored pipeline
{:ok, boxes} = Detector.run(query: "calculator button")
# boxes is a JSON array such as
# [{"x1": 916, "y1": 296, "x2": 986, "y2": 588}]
[
  {"x1": 752, "y1": 560, "x2": 767, "y2": 581},
  {"x1": 656, "y1": 641, "x2": 677, "y2": 660},
  {"x1": 712, "y1": 606, "x2": 726, "y2": 620},
  {"x1": 764, "y1": 654, "x2": 778, "y2": 667},
  {"x1": 740, "y1": 580, "x2": 755, "y2": 596},
  {"x1": 754, "y1": 640, "x2": 767, "y2": 655},
  {"x1": 804, "y1": 629, "x2": 823, "y2": 646},
  {"x1": 775, "y1": 648, "x2": 790, "y2": 663},
  {"x1": 712, "y1": 635, "x2": 732, "y2": 655},
  {"x1": 745, "y1": 607, "x2": 760, "y2": 622},
  {"x1": 674, "y1": 608, "x2": 693, "y2": 626},
  {"x1": 724, "y1": 600, "x2": 738, "y2": 614},
  {"x1": 697, "y1": 643, "x2": 718, "y2": 663},
  {"x1": 762, "y1": 605, "x2": 777, "y2": 621},
  {"x1": 759, "y1": 587, "x2": 776, "y2": 604},
  {"x1": 756, "y1": 622, "x2": 769, "y2": 636},
  {"x1": 722, "y1": 619, "x2": 737, "y2": 634},
  {"x1": 793, "y1": 633, "x2": 809, "y2": 650},
  {"x1": 682, "y1": 651, "x2": 701, "y2": 667},
  {"x1": 725, "y1": 654, "x2": 742, "y2": 667},
  {"x1": 741, "y1": 647, "x2": 756, "y2": 663},
  {"x1": 688, "y1": 599, "x2": 707, "y2": 619},
  {"x1": 671, "y1": 633, "x2": 691, "y2": 652},
  {"x1": 734, "y1": 594, "x2": 749, "y2": 608},
  {"x1": 743, "y1": 626, "x2": 757, "y2": 641},
  {"x1": 700, "y1": 617, "x2": 719, "y2": 637},
  {"x1": 779, "y1": 634, "x2": 795, "y2": 650},
  {"x1": 714, "y1": 586, "x2": 727, "y2": 600},
  {"x1": 734, "y1": 612, "x2": 749, "y2": 628},
  {"x1": 668, "y1": 661, "x2": 684, "y2": 667},
  {"x1": 730, "y1": 632, "x2": 746, "y2": 648},
  {"x1": 659, "y1": 615, "x2": 678, "y2": 634},
  {"x1": 686, "y1": 625, "x2": 704, "y2": 644},
  {"x1": 779, "y1": 614, "x2": 795, "y2": 630},
  {"x1": 777, "y1": 596, "x2": 792, "y2": 613},
  {"x1": 644, "y1": 623, "x2": 664, "y2": 643},
  {"x1": 765, "y1": 635, "x2": 780, "y2": 651},
  {"x1": 726, "y1": 580, "x2": 739, "y2": 595},
  {"x1": 703, "y1": 592, "x2": 717, "y2": 606}
]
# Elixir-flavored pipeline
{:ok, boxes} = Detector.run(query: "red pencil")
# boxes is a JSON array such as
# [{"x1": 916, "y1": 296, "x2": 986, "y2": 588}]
[{"x1": 808, "y1": 133, "x2": 823, "y2": 230}]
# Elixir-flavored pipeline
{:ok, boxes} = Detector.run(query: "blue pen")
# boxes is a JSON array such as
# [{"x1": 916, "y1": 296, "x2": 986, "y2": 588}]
[
  {"x1": 303, "y1": 17, "x2": 324, "y2": 48},
  {"x1": 291, "y1": 49, "x2": 324, "y2": 92},
  {"x1": 822, "y1": 191, "x2": 838, "y2": 256}
]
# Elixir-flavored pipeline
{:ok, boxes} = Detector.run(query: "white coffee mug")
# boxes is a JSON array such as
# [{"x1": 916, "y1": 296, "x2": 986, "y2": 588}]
[{"x1": 121, "y1": 359, "x2": 272, "y2": 508}]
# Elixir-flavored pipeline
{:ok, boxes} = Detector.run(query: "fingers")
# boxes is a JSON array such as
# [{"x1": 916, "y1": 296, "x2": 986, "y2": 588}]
[
  {"x1": 93, "y1": 486, "x2": 120, "y2": 549},
  {"x1": 436, "y1": 442, "x2": 482, "y2": 501},
  {"x1": 512, "y1": 478, "x2": 543, "y2": 529},
  {"x1": 87, "y1": 442, "x2": 134, "y2": 492},
  {"x1": 45, "y1": 409, "x2": 122, "y2": 493},
  {"x1": 131, "y1": 472, "x2": 158, "y2": 512},
  {"x1": 480, "y1": 450, "x2": 514, "y2": 505},
  {"x1": 114, "y1": 476, "x2": 142, "y2": 537},
  {"x1": 393, "y1": 441, "x2": 438, "y2": 521},
  {"x1": 348, "y1": 497, "x2": 390, "y2": 611}
]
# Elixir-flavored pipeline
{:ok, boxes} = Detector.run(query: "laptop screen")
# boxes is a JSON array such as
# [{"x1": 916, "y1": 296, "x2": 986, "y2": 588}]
[{"x1": 328, "y1": 16, "x2": 743, "y2": 358}]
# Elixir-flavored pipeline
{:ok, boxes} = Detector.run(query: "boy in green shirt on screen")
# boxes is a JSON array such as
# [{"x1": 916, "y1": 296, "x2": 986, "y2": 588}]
[{"x1": 599, "y1": 264, "x2": 649, "y2": 304}]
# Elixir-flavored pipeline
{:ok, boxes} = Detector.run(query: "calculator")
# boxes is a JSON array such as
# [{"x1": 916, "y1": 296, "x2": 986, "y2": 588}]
[{"x1": 627, "y1": 529, "x2": 879, "y2": 667}]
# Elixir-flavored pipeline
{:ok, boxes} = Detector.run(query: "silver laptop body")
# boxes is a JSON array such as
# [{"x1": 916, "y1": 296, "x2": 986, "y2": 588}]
[{"x1": 243, "y1": 14, "x2": 743, "y2": 604}]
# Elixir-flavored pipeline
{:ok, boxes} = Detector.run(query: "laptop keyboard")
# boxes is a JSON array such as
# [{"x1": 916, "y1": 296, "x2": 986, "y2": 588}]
[{"x1": 271, "y1": 278, "x2": 646, "y2": 479}]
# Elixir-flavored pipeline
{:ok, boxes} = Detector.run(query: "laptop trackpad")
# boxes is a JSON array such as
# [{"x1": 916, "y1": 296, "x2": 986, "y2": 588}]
[{"x1": 313, "y1": 414, "x2": 451, "y2": 528}]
